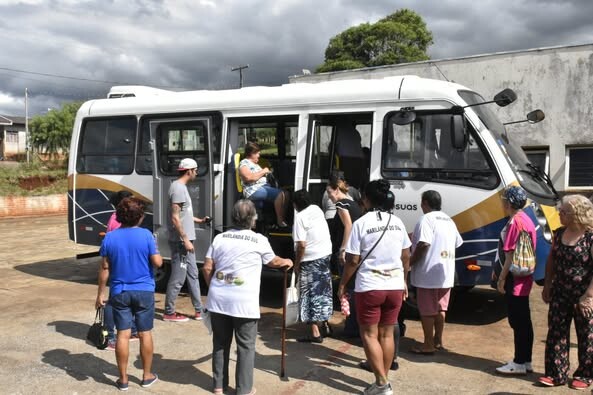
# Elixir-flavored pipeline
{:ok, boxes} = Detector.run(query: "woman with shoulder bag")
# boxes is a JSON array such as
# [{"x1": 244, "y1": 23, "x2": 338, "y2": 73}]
[
  {"x1": 337, "y1": 179, "x2": 410, "y2": 395},
  {"x1": 495, "y1": 186, "x2": 537, "y2": 376}
]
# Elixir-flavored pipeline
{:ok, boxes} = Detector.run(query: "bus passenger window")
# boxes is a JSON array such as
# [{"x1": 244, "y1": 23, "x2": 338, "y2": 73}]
[
  {"x1": 158, "y1": 123, "x2": 208, "y2": 176},
  {"x1": 76, "y1": 117, "x2": 136, "y2": 175},
  {"x1": 310, "y1": 124, "x2": 333, "y2": 179}
]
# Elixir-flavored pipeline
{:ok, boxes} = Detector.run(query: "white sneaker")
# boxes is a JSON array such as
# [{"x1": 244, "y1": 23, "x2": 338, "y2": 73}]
[
  {"x1": 363, "y1": 382, "x2": 393, "y2": 395},
  {"x1": 496, "y1": 361, "x2": 527, "y2": 375},
  {"x1": 525, "y1": 362, "x2": 533, "y2": 372}
]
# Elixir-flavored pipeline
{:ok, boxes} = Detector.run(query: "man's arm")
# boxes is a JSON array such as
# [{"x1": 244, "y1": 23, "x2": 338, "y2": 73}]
[
  {"x1": 95, "y1": 257, "x2": 110, "y2": 309},
  {"x1": 171, "y1": 202, "x2": 194, "y2": 252},
  {"x1": 409, "y1": 241, "x2": 430, "y2": 267}
]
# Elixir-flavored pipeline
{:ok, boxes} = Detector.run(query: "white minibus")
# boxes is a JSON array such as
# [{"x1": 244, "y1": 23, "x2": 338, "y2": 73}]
[{"x1": 68, "y1": 76, "x2": 559, "y2": 290}]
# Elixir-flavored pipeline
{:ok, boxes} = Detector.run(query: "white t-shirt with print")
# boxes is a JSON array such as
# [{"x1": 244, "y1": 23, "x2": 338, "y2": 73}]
[
  {"x1": 205, "y1": 229, "x2": 276, "y2": 319},
  {"x1": 293, "y1": 205, "x2": 332, "y2": 262},
  {"x1": 346, "y1": 211, "x2": 411, "y2": 292},
  {"x1": 410, "y1": 211, "x2": 463, "y2": 289}
]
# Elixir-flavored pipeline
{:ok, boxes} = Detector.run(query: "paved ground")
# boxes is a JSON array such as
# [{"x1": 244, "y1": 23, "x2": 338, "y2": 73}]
[{"x1": 0, "y1": 215, "x2": 581, "y2": 394}]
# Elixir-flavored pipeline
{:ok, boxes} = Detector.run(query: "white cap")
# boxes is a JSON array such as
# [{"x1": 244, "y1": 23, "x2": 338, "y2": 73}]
[{"x1": 178, "y1": 158, "x2": 198, "y2": 170}]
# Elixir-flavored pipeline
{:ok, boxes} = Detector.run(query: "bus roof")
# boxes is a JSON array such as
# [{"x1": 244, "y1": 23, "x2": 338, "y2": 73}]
[{"x1": 85, "y1": 76, "x2": 470, "y2": 117}]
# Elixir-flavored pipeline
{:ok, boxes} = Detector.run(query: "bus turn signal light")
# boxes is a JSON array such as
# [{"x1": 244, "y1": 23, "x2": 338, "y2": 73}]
[{"x1": 465, "y1": 260, "x2": 481, "y2": 271}]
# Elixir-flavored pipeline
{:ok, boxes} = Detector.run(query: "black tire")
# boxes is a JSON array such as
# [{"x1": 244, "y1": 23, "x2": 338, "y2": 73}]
[{"x1": 154, "y1": 260, "x2": 171, "y2": 292}]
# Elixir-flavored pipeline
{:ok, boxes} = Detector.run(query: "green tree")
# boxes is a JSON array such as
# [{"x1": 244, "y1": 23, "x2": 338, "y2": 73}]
[
  {"x1": 30, "y1": 101, "x2": 82, "y2": 157},
  {"x1": 317, "y1": 9, "x2": 433, "y2": 72}
]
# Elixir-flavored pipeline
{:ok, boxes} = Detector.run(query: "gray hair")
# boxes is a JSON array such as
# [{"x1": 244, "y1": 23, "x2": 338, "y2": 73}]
[{"x1": 232, "y1": 199, "x2": 257, "y2": 229}]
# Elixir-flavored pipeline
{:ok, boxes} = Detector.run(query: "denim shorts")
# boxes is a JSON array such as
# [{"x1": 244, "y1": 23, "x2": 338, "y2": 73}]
[
  {"x1": 248, "y1": 184, "x2": 281, "y2": 202},
  {"x1": 110, "y1": 290, "x2": 155, "y2": 332}
]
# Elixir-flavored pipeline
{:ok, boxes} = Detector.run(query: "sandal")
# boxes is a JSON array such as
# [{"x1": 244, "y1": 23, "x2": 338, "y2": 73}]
[
  {"x1": 537, "y1": 376, "x2": 565, "y2": 387},
  {"x1": 570, "y1": 378, "x2": 590, "y2": 390}
]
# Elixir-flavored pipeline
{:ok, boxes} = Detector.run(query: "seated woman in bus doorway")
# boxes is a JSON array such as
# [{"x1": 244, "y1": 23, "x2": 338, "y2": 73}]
[{"x1": 238, "y1": 142, "x2": 288, "y2": 227}]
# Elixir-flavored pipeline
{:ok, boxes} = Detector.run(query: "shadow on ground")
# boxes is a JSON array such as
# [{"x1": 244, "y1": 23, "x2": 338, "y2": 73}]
[
  {"x1": 14, "y1": 257, "x2": 98, "y2": 285},
  {"x1": 42, "y1": 349, "x2": 118, "y2": 385},
  {"x1": 48, "y1": 320, "x2": 89, "y2": 341}
]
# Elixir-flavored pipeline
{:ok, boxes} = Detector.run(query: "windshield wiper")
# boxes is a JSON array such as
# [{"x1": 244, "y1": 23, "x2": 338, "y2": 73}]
[{"x1": 525, "y1": 163, "x2": 559, "y2": 199}]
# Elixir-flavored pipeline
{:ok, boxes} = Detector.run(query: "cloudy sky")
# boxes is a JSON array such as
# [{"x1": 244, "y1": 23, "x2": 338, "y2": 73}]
[{"x1": 1, "y1": 0, "x2": 592, "y2": 116}]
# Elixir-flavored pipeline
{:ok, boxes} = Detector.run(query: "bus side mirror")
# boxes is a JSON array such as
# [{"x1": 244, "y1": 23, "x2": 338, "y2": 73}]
[
  {"x1": 451, "y1": 115, "x2": 467, "y2": 151},
  {"x1": 493, "y1": 88, "x2": 517, "y2": 107},
  {"x1": 526, "y1": 109, "x2": 545, "y2": 124}
]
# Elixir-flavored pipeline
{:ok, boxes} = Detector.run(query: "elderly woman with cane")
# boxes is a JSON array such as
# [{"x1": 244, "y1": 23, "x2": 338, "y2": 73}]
[
  {"x1": 338, "y1": 179, "x2": 411, "y2": 395},
  {"x1": 203, "y1": 200, "x2": 293, "y2": 395}
]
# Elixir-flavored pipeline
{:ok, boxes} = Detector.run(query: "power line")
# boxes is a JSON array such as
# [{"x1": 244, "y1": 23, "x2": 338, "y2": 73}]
[{"x1": 0, "y1": 66, "x2": 185, "y2": 90}]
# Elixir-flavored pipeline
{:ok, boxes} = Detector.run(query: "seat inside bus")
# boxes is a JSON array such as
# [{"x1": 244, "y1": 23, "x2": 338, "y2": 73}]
[{"x1": 333, "y1": 122, "x2": 368, "y2": 190}]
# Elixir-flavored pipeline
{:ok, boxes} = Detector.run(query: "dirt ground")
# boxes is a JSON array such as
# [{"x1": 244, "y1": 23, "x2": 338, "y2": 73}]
[{"x1": 0, "y1": 215, "x2": 580, "y2": 394}]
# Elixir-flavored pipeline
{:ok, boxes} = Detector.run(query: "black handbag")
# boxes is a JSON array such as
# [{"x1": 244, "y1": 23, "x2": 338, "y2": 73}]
[
  {"x1": 266, "y1": 172, "x2": 279, "y2": 188},
  {"x1": 87, "y1": 307, "x2": 109, "y2": 349}
]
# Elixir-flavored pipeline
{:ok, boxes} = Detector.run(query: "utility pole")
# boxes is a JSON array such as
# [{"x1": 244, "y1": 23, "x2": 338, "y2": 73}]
[
  {"x1": 231, "y1": 65, "x2": 249, "y2": 88},
  {"x1": 25, "y1": 88, "x2": 29, "y2": 163}
]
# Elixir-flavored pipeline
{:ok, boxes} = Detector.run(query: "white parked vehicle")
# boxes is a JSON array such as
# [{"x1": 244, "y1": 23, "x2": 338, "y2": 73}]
[{"x1": 68, "y1": 76, "x2": 558, "y2": 290}]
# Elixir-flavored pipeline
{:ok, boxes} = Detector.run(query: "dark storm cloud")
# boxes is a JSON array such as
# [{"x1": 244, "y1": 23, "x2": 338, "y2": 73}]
[{"x1": 0, "y1": 0, "x2": 591, "y2": 116}]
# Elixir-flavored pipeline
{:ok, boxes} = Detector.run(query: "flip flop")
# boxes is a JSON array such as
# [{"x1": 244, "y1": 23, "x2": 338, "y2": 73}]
[
  {"x1": 410, "y1": 346, "x2": 435, "y2": 355},
  {"x1": 435, "y1": 345, "x2": 449, "y2": 352}
]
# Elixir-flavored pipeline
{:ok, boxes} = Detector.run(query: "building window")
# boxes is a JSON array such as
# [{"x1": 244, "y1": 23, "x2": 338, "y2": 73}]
[
  {"x1": 523, "y1": 147, "x2": 550, "y2": 175},
  {"x1": 5, "y1": 131, "x2": 18, "y2": 143},
  {"x1": 566, "y1": 146, "x2": 593, "y2": 188}
]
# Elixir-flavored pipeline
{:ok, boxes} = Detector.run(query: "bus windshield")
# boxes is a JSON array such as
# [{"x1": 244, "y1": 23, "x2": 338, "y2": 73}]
[{"x1": 458, "y1": 90, "x2": 557, "y2": 200}]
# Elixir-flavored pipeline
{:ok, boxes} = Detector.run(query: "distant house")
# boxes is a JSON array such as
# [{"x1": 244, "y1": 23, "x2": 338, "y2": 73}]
[{"x1": 0, "y1": 115, "x2": 27, "y2": 160}]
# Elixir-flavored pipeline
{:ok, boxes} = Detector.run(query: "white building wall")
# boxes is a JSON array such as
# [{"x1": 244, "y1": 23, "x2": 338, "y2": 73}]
[{"x1": 290, "y1": 44, "x2": 593, "y2": 193}]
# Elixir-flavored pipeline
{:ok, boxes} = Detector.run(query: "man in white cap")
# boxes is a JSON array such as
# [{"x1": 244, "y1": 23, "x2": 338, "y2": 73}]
[{"x1": 164, "y1": 158, "x2": 211, "y2": 322}]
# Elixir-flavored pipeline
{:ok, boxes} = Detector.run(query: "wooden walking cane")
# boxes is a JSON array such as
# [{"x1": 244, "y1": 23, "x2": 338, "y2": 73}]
[{"x1": 280, "y1": 268, "x2": 287, "y2": 377}]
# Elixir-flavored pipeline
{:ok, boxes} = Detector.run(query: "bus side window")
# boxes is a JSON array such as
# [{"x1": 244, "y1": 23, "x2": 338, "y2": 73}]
[{"x1": 76, "y1": 117, "x2": 136, "y2": 175}]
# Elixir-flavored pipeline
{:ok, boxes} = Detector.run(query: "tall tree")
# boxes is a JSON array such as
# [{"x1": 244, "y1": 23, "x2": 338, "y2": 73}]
[
  {"x1": 30, "y1": 101, "x2": 82, "y2": 156},
  {"x1": 317, "y1": 9, "x2": 433, "y2": 73}
]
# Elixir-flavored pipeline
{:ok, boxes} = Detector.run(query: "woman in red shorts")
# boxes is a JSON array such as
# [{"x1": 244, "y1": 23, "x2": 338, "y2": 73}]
[{"x1": 338, "y1": 179, "x2": 411, "y2": 395}]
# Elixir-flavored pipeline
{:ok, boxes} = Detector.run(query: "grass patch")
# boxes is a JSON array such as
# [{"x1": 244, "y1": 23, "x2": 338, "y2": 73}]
[{"x1": 0, "y1": 161, "x2": 68, "y2": 196}]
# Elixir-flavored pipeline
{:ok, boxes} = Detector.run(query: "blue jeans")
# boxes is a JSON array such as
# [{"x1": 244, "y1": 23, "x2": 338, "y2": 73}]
[
  {"x1": 104, "y1": 297, "x2": 138, "y2": 341},
  {"x1": 110, "y1": 290, "x2": 155, "y2": 332},
  {"x1": 247, "y1": 184, "x2": 281, "y2": 202}
]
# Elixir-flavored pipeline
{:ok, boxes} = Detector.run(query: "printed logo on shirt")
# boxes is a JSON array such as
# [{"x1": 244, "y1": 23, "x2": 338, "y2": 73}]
[
  {"x1": 370, "y1": 268, "x2": 403, "y2": 278},
  {"x1": 215, "y1": 271, "x2": 245, "y2": 286},
  {"x1": 221, "y1": 233, "x2": 259, "y2": 243},
  {"x1": 365, "y1": 224, "x2": 403, "y2": 235},
  {"x1": 440, "y1": 250, "x2": 455, "y2": 260}
]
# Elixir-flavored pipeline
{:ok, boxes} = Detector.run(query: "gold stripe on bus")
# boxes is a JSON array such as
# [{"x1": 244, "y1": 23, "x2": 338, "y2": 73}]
[
  {"x1": 451, "y1": 191, "x2": 506, "y2": 234},
  {"x1": 68, "y1": 174, "x2": 151, "y2": 202},
  {"x1": 540, "y1": 204, "x2": 561, "y2": 231}
]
